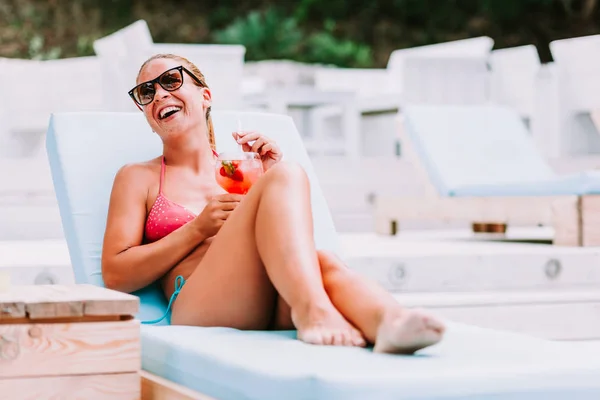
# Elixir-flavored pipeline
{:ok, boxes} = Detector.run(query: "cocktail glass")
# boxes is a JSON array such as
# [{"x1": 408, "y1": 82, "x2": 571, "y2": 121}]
[{"x1": 215, "y1": 152, "x2": 264, "y2": 194}]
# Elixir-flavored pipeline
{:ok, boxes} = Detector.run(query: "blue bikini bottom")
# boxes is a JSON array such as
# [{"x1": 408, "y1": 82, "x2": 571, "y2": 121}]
[{"x1": 141, "y1": 275, "x2": 185, "y2": 325}]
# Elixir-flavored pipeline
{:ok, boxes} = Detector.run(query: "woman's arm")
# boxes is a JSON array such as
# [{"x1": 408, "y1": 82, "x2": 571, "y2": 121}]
[{"x1": 101, "y1": 164, "x2": 207, "y2": 293}]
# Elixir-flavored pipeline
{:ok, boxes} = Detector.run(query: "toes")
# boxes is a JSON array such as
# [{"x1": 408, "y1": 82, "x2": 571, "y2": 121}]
[
  {"x1": 414, "y1": 309, "x2": 446, "y2": 335},
  {"x1": 342, "y1": 330, "x2": 357, "y2": 347},
  {"x1": 426, "y1": 317, "x2": 446, "y2": 334},
  {"x1": 335, "y1": 330, "x2": 354, "y2": 346},
  {"x1": 299, "y1": 328, "x2": 364, "y2": 347},
  {"x1": 410, "y1": 309, "x2": 446, "y2": 333},
  {"x1": 319, "y1": 330, "x2": 366, "y2": 347},
  {"x1": 331, "y1": 331, "x2": 344, "y2": 346},
  {"x1": 352, "y1": 332, "x2": 367, "y2": 347},
  {"x1": 300, "y1": 329, "x2": 325, "y2": 345},
  {"x1": 319, "y1": 330, "x2": 331, "y2": 346}
]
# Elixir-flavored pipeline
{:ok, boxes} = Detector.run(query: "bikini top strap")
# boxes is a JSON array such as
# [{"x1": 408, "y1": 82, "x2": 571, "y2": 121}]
[{"x1": 159, "y1": 156, "x2": 166, "y2": 194}]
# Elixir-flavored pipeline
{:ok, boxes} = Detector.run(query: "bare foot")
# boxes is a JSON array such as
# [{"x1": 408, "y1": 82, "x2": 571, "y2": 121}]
[
  {"x1": 292, "y1": 303, "x2": 366, "y2": 347},
  {"x1": 373, "y1": 308, "x2": 445, "y2": 354}
]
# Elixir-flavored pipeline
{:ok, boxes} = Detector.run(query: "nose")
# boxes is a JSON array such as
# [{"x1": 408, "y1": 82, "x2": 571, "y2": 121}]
[{"x1": 153, "y1": 83, "x2": 170, "y2": 102}]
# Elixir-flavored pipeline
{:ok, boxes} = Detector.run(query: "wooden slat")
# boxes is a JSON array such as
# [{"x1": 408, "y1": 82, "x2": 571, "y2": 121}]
[
  {"x1": 141, "y1": 370, "x2": 216, "y2": 400},
  {"x1": 375, "y1": 195, "x2": 574, "y2": 227},
  {"x1": 552, "y1": 196, "x2": 581, "y2": 246},
  {"x1": 582, "y1": 195, "x2": 600, "y2": 246},
  {"x1": 0, "y1": 372, "x2": 140, "y2": 400},
  {"x1": 5, "y1": 315, "x2": 131, "y2": 325},
  {"x1": 0, "y1": 320, "x2": 140, "y2": 378},
  {"x1": 0, "y1": 299, "x2": 25, "y2": 319},
  {"x1": 0, "y1": 284, "x2": 139, "y2": 320}
]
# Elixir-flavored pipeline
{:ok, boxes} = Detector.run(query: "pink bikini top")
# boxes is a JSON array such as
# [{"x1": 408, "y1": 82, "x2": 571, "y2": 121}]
[{"x1": 144, "y1": 157, "x2": 196, "y2": 243}]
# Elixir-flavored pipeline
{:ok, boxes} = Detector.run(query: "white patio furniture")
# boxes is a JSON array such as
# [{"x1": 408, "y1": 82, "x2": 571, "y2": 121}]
[
  {"x1": 308, "y1": 37, "x2": 495, "y2": 159},
  {"x1": 549, "y1": 34, "x2": 600, "y2": 157},
  {"x1": 489, "y1": 45, "x2": 541, "y2": 121},
  {"x1": 0, "y1": 56, "x2": 103, "y2": 158}
]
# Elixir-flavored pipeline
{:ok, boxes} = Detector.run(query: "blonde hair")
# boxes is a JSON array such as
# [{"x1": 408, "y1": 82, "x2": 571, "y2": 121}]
[{"x1": 137, "y1": 54, "x2": 216, "y2": 151}]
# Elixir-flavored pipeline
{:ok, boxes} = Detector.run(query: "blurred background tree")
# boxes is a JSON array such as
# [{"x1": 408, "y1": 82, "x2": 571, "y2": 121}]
[{"x1": 0, "y1": 0, "x2": 598, "y2": 66}]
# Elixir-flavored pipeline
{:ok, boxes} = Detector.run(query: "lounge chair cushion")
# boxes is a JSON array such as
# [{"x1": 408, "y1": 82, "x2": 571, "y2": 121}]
[
  {"x1": 141, "y1": 322, "x2": 600, "y2": 400},
  {"x1": 403, "y1": 105, "x2": 559, "y2": 196},
  {"x1": 451, "y1": 170, "x2": 600, "y2": 197}
]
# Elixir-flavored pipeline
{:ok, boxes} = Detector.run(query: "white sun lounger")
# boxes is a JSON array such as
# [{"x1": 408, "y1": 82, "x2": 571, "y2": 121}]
[
  {"x1": 375, "y1": 105, "x2": 600, "y2": 246},
  {"x1": 47, "y1": 110, "x2": 600, "y2": 399}
]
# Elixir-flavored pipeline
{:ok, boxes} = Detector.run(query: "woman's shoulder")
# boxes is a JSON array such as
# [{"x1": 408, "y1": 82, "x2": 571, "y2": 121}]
[{"x1": 113, "y1": 157, "x2": 162, "y2": 187}]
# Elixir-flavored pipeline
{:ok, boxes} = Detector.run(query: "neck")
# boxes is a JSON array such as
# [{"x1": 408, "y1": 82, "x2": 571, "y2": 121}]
[{"x1": 162, "y1": 127, "x2": 214, "y2": 174}]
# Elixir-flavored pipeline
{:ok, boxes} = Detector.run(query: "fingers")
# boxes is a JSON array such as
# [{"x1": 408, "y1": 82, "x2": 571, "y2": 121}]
[
  {"x1": 212, "y1": 193, "x2": 243, "y2": 214},
  {"x1": 250, "y1": 137, "x2": 267, "y2": 153},
  {"x1": 213, "y1": 202, "x2": 236, "y2": 212},
  {"x1": 215, "y1": 193, "x2": 243, "y2": 201},
  {"x1": 234, "y1": 131, "x2": 262, "y2": 144},
  {"x1": 241, "y1": 143, "x2": 252, "y2": 153},
  {"x1": 260, "y1": 143, "x2": 274, "y2": 156},
  {"x1": 234, "y1": 131, "x2": 280, "y2": 156},
  {"x1": 215, "y1": 210, "x2": 232, "y2": 221}
]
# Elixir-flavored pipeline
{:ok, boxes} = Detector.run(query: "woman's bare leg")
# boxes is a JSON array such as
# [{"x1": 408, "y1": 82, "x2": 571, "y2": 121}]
[
  {"x1": 272, "y1": 251, "x2": 446, "y2": 354},
  {"x1": 318, "y1": 251, "x2": 446, "y2": 354},
  {"x1": 171, "y1": 162, "x2": 364, "y2": 346}
]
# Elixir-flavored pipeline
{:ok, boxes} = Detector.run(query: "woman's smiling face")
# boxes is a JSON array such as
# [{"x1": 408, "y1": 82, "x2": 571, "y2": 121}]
[{"x1": 136, "y1": 57, "x2": 211, "y2": 140}]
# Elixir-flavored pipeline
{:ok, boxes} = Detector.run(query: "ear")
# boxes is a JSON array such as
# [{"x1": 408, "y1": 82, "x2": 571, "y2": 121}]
[{"x1": 201, "y1": 87, "x2": 212, "y2": 108}]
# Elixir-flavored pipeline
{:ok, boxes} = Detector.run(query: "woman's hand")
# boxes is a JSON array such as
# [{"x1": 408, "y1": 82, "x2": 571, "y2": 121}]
[
  {"x1": 233, "y1": 131, "x2": 283, "y2": 171},
  {"x1": 193, "y1": 193, "x2": 243, "y2": 239}
]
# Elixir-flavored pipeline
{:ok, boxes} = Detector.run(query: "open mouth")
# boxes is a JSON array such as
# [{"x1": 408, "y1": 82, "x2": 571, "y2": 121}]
[{"x1": 159, "y1": 106, "x2": 182, "y2": 120}]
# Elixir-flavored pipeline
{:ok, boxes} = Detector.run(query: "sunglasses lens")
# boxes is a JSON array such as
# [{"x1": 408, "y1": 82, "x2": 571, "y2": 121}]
[
  {"x1": 159, "y1": 69, "x2": 183, "y2": 91},
  {"x1": 134, "y1": 82, "x2": 155, "y2": 105},
  {"x1": 131, "y1": 67, "x2": 185, "y2": 106}
]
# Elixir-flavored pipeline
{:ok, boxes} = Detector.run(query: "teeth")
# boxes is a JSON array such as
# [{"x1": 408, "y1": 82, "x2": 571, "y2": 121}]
[{"x1": 159, "y1": 106, "x2": 181, "y2": 119}]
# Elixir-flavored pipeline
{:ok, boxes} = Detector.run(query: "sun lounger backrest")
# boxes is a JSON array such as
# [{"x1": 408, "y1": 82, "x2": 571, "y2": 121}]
[
  {"x1": 387, "y1": 36, "x2": 494, "y2": 96},
  {"x1": 93, "y1": 19, "x2": 154, "y2": 58},
  {"x1": 93, "y1": 20, "x2": 156, "y2": 112},
  {"x1": 403, "y1": 105, "x2": 557, "y2": 195},
  {"x1": 550, "y1": 34, "x2": 600, "y2": 112},
  {"x1": 314, "y1": 67, "x2": 394, "y2": 97},
  {"x1": 150, "y1": 43, "x2": 246, "y2": 109},
  {"x1": 402, "y1": 56, "x2": 490, "y2": 105},
  {"x1": 489, "y1": 45, "x2": 541, "y2": 117},
  {"x1": 46, "y1": 111, "x2": 339, "y2": 323},
  {"x1": 0, "y1": 56, "x2": 105, "y2": 157}
]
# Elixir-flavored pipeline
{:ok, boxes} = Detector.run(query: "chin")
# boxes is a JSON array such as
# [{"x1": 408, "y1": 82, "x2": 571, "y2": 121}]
[{"x1": 162, "y1": 121, "x2": 195, "y2": 138}]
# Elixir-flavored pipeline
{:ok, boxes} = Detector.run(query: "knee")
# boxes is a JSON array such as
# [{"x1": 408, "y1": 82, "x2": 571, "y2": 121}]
[
  {"x1": 317, "y1": 250, "x2": 344, "y2": 276},
  {"x1": 265, "y1": 161, "x2": 309, "y2": 188}
]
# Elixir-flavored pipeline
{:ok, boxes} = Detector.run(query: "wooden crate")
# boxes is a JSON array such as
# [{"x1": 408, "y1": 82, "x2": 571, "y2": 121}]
[{"x1": 0, "y1": 284, "x2": 141, "y2": 399}]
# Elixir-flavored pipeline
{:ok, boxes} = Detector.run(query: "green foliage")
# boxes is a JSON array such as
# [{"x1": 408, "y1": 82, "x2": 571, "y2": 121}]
[
  {"x1": 0, "y1": 0, "x2": 600, "y2": 65},
  {"x1": 213, "y1": 8, "x2": 303, "y2": 61},
  {"x1": 28, "y1": 35, "x2": 61, "y2": 60},
  {"x1": 213, "y1": 9, "x2": 373, "y2": 67},
  {"x1": 303, "y1": 22, "x2": 373, "y2": 67}
]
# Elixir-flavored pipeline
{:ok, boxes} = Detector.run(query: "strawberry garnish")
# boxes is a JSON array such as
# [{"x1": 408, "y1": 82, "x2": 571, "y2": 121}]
[
  {"x1": 221, "y1": 161, "x2": 244, "y2": 182},
  {"x1": 231, "y1": 169, "x2": 244, "y2": 181}
]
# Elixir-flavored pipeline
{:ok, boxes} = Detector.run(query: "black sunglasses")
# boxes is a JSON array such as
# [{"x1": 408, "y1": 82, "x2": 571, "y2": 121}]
[{"x1": 128, "y1": 65, "x2": 205, "y2": 106}]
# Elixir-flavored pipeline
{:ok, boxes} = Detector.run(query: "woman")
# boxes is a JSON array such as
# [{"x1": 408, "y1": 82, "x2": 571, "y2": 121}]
[{"x1": 101, "y1": 53, "x2": 445, "y2": 354}]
